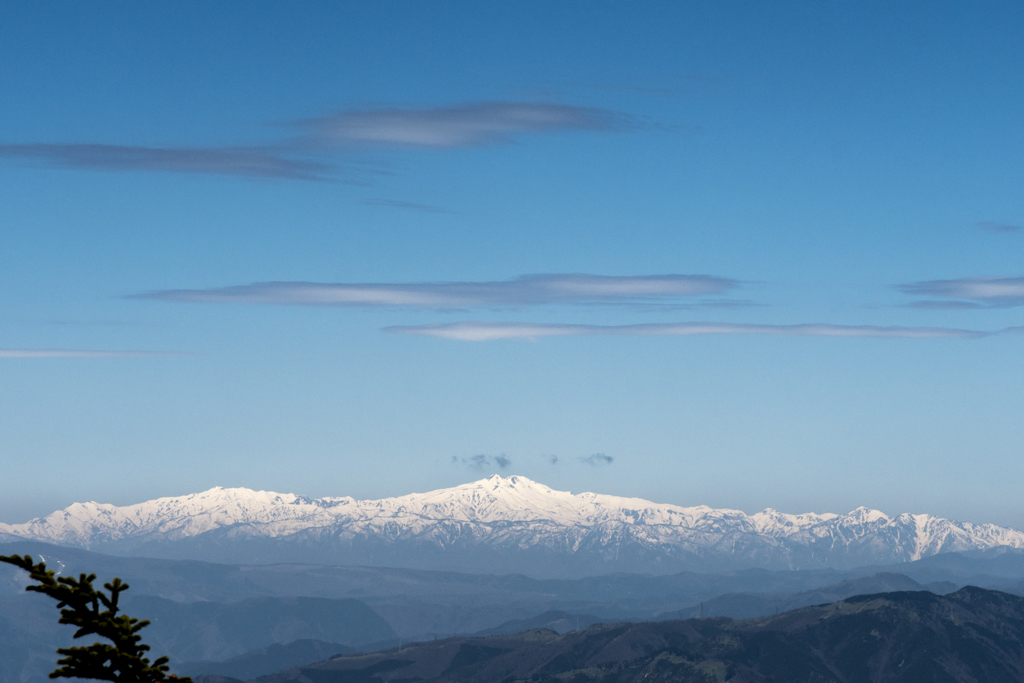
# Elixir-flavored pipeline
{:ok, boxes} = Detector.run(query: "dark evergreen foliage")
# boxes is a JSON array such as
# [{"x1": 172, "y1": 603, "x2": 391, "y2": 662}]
[{"x1": 0, "y1": 553, "x2": 192, "y2": 683}]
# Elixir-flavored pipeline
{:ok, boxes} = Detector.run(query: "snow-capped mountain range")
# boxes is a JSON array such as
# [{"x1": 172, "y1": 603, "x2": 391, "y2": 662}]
[{"x1": 2, "y1": 475, "x2": 1022, "y2": 577}]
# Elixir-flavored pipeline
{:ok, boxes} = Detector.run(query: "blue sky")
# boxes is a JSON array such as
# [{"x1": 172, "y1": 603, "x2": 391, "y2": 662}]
[{"x1": 2, "y1": 2, "x2": 1023, "y2": 528}]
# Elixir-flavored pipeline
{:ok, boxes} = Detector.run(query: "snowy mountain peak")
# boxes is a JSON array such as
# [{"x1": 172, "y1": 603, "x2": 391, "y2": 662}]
[
  {"x1": 845, "y1": 506, "x2": 891, "y2": 523},
  {"x1": 749, "y1": 508, "x2": 839, "y2": 535},
  {"x1": 2, "y1": 475, "x2": 1022, "y2": 576},
  {"x1": 462, "y1": 474, "x2": 557, "y2": 496}
]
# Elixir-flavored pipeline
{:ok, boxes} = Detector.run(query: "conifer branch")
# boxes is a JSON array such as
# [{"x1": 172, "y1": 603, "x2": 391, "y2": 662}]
[{"x1": 0, "y1": 554, "x2": 192, "y2": 683}]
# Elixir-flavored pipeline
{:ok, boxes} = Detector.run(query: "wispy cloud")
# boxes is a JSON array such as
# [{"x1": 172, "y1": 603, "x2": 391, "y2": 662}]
[
  {"x1": 452, "y1": 454, "x2": 512, "y2": 471},
  {"x1": 902, "y1": 300, "x2": 986, "y2": 311},
  {"x1": 0, "y1": 144, "x2": 332, "y2": 180},
  {"x1": 579, "y1": 453, "x2": 614, "y2": 466},
  {"x1": 542, "y1": 452, "x2": 614, "y2": 466},
  {"x1": 978, "y1": 221, "x2": 1021, "y2": 233},
  {"x1": 900, "y1": 276, "x2": 1024, "y2": 308},
  {"x1": 0, "y1": 349, "x2": 184, "y2": 358},
  {"x1": 544, "y1": 74, "x2": 719, "y2": 96},
  {"x1": 139, "y1": 274, "x2": 737, "y2": 309},
  {"x1": 297, "y1": 102, "x2": 634, "y2": 149},
  {"x1": 569, "y1": 299, "x2": 763, "y2": 313},
  {"x1": 0, "y1": 102, "x2": 633, "y2": 180},
  {"x1": 385, "y1": 321, "x2": 990, "y2": 341},
  {"x1": 360, "y1": 198, "x2": 454, "y2": 214}
]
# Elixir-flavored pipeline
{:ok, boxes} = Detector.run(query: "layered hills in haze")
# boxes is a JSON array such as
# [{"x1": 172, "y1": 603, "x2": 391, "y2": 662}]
[
  {"x1": 4, "y1": 541, "x2": 1024, "y2": 682},
  {"x1": 2, "y1": 476, "x2": 1022, "y2": 576},
  {"x1": 257, "y1": 587, "x2": 1024, "y2": 683}
]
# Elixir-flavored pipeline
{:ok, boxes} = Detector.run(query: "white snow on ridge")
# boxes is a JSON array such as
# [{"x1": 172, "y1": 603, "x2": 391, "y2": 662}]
[{"x1": 1, "y1": 474, "x2": 1021, "y2": 566}]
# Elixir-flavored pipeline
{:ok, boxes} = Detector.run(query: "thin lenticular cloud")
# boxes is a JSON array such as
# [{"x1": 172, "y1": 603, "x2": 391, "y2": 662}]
[
  {"x1": 0, "y1": 102, "x2": 633, "y2": 180},
  {"x1": 384, "y1": 321, "x2": 990, "y2": 341},
  {"x1": 0, "y1": 144, "x2": 332, "y2": 180},
  {"x1": 977, "y1": 221, "x2": 1021, "y2": 233},
  {"x1": 298, "y1": 102, "x2": 634, "y2": 148},
  {"x1": 900, "y1": 276, "x2": 1024, "y2": 308},
  {"x1": 0, "y1": 349, "x2": 184, "y2": 358},
  {"x1": 140, "y1": 274, "x2": 737, "y2": 308},
  {"x1": 361, "y1": 198, "x2": 454, "y2": 214}
]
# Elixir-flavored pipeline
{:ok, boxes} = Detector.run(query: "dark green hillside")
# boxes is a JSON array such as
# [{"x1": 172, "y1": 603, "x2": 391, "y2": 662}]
[
  {"x1": 658, "y1": 572, "x2": 956, "y2": 620},
  {"x1": 258, "y1": 587, "x2": 1024, "y2": 683},
  {"x1": 474, "y1": 611, "x2": 604, "y2": 636}
]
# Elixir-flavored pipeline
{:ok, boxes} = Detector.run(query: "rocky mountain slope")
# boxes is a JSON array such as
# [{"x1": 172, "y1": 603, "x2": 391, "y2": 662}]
[{"x1": 3, "y1": 476, "x2": 1022, "y2": 575}]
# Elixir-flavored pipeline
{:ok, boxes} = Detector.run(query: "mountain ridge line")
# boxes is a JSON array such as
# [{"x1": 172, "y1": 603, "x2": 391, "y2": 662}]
[{"x1": 2, "y1": 475, "x2": 1021, "y2": 576}]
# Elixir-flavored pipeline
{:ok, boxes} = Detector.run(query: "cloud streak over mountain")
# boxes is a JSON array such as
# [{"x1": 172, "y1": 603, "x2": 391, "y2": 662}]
[
  {"x1": 452, "y1": 454, "x2": 513, "y2": 471},
  {"x1": 579, "y1": 453, "x2": 614, "y2": 466},
  {"x1": 384, "y1": 321, "x2": 991, "y2": 341},
  {"x1": 140, "y1": 274, "x2": 736, "y2": 308},
  {"x1": 900, "y1": 276, "x2": 1024, "y2": 308}
]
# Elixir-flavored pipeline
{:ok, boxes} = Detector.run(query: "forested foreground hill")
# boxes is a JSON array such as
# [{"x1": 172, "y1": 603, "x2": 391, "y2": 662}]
[{"x1": 254, "y1": 587, "x2": 1024, "y2": 683}]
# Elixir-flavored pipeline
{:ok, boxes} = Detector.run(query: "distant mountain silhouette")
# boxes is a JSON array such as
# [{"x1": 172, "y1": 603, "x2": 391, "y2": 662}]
[
  {"x1": 125, "y1": 595, "x2": 397, "y2": 662},
  {"x1": 657, "y1": 571, "x2": 957, "y2": 620},
  {"x1": 254, "y1": 587, "x2": 1024, "y2": 683}
]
